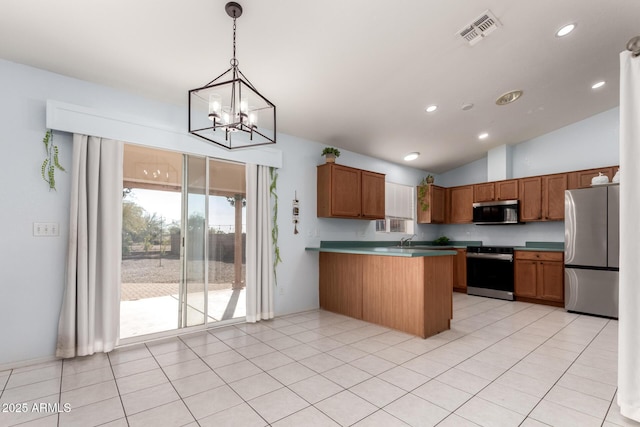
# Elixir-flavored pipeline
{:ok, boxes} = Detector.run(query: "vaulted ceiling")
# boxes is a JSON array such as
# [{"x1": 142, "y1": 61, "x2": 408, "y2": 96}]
[{"x1": 2, "y1": 0, "x2": 638, "y2": 172}]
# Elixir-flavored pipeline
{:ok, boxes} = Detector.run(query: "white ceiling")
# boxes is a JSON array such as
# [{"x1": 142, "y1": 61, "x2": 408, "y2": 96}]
[{"x1": 2, "y1": 0, "x2": 638, "y2": 173}]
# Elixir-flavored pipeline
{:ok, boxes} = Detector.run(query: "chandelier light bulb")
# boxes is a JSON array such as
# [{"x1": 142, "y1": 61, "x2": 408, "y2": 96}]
[
  {"x1": 249, "y1": 112, "x2": 258, "y2": 127},
  {"x1": 208, "y1": 94, "x2": 221, "y2": 120}
]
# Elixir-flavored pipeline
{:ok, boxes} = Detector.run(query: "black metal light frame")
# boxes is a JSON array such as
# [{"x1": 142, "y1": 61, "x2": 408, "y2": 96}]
[{"x1": 188, "y1": 2, "x2": 276, "y2": 149}]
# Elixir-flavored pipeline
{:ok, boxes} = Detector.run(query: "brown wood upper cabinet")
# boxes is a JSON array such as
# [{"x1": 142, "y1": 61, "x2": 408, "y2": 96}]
[
  {"x1": 317, "y1": 163, "x2": 385, "y2": 219},
  {"x1": 473, "y1": 182, "x2": 495, "y2": 202},
  {"x1": 518, "y1": 177, "x2": 542, "y2": 221},
  {"x1": 542, "y1": 173, "x2": 567, "y2": 220},
  {"x1": 496, "y1": 179, "x2": 519, "y2": 200},
  {"x1": 448, "y1": 185, "x2": 473, "y2": 223},
  {"x1": 519, "y1": 173, "x2": 567, "y2": 222},
  {"x1": 417, "y1": 185, "x2": 446, "y2": 224},
  {"x1": 568, "y1": 166, "x2": 617, "y2": 189},
  {"x1": 473, "y1": 179, "x2": 518, "y2": 202}
]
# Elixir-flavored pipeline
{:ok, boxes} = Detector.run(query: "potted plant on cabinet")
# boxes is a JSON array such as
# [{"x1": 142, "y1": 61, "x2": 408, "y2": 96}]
[
  {"x1": 321, "y1": 147, "x2": 341, "y2": 163},
  {"x1": 417, "y1": 175, "x2": 434, "y2": 211}
]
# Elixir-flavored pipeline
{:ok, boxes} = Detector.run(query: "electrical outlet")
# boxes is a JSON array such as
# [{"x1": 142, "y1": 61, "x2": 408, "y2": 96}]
[{"x1": 33, "y1": 222, "x2": 60, "y2": 237}]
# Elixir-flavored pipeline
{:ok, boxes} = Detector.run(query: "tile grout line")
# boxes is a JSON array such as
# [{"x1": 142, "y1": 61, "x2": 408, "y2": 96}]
[
  {"x1": 409, "y1": 304, "x2": 571, "y2": 425},
  {"x1": 389, "y1": 305, "x2": 584, "y2": 424},
  {"x1": 57, "y1": 359, "x2": 64, "y2": 427},
  {"x1": 468, "y1": 312, "x2": 612, "y2": 425},
  {"x1": 2, "y1": 298, "x2": 619, "y2": 427},
  {"x1": 174, "y1": 326, "x2": 274, "y2": 425},
  {"x1": 233, "y1": 316, "x2": 404, "y2": 425},
  {"x1": 519, "y1": 316, "x2": 616, "y2": 425},
  {"x1": 105, "y1": 352, "x2": 131, "y2": 427}
]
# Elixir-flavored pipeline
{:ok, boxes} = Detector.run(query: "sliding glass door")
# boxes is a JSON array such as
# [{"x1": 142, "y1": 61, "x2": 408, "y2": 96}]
[
  {"x1": 120, "y1": 145, "x2": 246, "y2": 340},
  {"x1": 207, "y1": 159, "x2": 246, "y2": 321},
  {"x1": 182, "y1": 155, "x2": 207, "y2": 328}
]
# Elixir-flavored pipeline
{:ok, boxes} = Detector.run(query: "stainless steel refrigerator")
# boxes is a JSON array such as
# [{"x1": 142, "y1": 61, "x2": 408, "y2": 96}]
[{"x1": 564, "y1": 184, "x2": 619, "y2": 318}]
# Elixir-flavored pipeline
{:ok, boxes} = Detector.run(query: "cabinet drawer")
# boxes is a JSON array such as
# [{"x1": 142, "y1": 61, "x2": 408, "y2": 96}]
[{"x1": 515, "y1": 251, "x2": 563, "y2": 262}]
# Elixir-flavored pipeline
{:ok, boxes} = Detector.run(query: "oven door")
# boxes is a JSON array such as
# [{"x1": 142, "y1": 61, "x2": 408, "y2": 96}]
[{"x1": 466, "y1": 253, "x2": 515, "y2": 300}]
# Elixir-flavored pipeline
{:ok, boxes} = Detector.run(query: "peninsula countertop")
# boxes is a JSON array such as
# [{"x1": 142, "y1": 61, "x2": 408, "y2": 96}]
[
  {"x1": 305, "y1": 246, "x2": 457, "y2": 257},
  {"x1": 304, "y1": 240, "x2": 476, "y2": 257}
]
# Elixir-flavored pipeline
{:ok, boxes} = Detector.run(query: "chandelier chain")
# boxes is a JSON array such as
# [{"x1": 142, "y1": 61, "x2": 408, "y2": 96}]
[{"x1": 231, "y1": 17, "x2": 238, "y2": 68}]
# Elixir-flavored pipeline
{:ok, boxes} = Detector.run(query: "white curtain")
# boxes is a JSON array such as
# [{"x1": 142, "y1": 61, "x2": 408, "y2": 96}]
[
  {"x1": 56, "y1": 134, "x2": 123, "y2": 358},
  {"x1": 618, "y1": 50, "x2": 640, "y2": 422},
  {"x1": 245, "y1": 164, "x2": 274, "y2": 322}
]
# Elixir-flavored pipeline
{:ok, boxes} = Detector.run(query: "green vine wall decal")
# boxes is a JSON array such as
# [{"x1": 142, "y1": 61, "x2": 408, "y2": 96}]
[
  {"x1": 270, "y1": 167, "x2": 282, "y2": 285},
  {"x1": 41, "y1": 129, "x2": 65, "y2": 190}
]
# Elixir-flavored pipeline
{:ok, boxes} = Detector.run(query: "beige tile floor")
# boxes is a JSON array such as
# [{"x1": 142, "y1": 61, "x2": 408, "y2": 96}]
[{"x1": 1, "y1": 293, "x2": 637, "y2": 427}]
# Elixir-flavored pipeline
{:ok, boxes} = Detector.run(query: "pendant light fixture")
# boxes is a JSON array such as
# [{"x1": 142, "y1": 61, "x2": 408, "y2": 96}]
[{"x1": 189, "y1": 2, "x2": 276, "y2": 149}]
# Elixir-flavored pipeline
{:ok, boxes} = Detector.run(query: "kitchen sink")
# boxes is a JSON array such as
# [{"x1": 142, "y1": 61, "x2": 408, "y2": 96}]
[{"x1": 373, "y1": 247, "x2": 421, "y2": 253}]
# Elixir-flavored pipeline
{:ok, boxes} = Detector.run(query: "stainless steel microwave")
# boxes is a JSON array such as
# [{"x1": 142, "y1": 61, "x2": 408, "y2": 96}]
[{"x1": 472, "y1": 200, "x2": 520, "y2": 224}]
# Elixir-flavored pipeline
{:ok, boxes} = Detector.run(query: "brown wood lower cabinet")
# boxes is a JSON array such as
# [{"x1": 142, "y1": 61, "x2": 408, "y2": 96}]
[
  {"x1": 514, "y1": 251, "x2": 564, "y2": 306},
  {"x1": 453, "y1": 249, "x2": 467, "y2": 292},
  {"x1": 319, "y1": 252, "x2": 453, "y2": 338},
  {"x1": 318, "y1": 253, "x2": 363, "y2": 319}
]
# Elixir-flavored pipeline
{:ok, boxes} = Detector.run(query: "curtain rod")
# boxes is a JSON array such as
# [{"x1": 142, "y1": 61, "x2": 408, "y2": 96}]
[{"x1": 628, "y1": 36, "x2": 640, "y2": 57}]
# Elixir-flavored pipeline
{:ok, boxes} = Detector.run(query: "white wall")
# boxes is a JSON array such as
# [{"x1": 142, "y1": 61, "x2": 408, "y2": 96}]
[
  {"x1": 0, "y1": 59, "x2": 435, "y2": 367},
  {"x1": 437, "y1": 157, "x2": 488, "y2": 187},
  {"x1": 511, "y1": 108, "x2": 619, "y2": 177},
  {"x1": 436, "y1": 108, "x2": 620, "y2": 245}
]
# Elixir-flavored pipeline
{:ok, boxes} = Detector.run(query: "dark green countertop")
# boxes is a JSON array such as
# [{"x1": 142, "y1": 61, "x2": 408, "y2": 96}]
[
  {"x1": 306, "y1": 240, "x2": 563, "y2": 256},
  {"x1": 306, "y1": 240, "x2": 482, "y2": 257},
  {"x1": 514, "y1": 241, "x2": 564, "y2": 252},
  {"x1": 318, "y1": 240, "x2": 481, "y2": 249},
  {"x1": 305, "y1": 246, "x2": 457, "y2": 257}
]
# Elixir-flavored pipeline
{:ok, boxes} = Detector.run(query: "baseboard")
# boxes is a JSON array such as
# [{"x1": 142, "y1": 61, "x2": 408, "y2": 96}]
[
  {"x1": 0, "y1": 355, "x2": 61, "y2": 372},
  {"x1": 515, "y1": 296, "x2": 564, "y2": 308}
]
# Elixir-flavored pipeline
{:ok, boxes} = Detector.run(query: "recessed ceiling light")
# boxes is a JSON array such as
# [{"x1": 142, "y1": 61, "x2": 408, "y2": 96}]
[
  {"x1": 404, "y1": 152, "x2": 420, "y2": 161},
  {"x1": 556, "y1": 23, "x2": 576, "y2": 37},
  {"x1": 426, "y1": 105, "x2": 438, "y2": 113},
  {"x1": 461, "y1": 103, "x2": 474, "y2": 111},
  {"x1": 591, "y1": 81, "x2": 605, "y2": 89},
  {"x1": 478, "y1": 132, "x2": 489, "y2": 140},
  {"x1": 496, "y1": 90, "x2": 523, "y2": 106}
]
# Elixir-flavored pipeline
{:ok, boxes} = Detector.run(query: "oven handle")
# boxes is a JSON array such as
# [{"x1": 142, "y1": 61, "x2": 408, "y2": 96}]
[{"x1": 466, "y1": 253, "x2": 514, "y2": 261}]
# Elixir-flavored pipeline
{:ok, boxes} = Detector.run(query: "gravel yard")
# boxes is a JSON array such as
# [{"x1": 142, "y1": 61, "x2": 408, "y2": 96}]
[{"x1": 121, "y1": 256, "x2": 245, "y2": 300}]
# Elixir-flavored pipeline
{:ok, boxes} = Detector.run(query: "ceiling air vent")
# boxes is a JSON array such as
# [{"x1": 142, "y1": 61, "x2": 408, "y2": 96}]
[{"x1": 457, "y1": 10, "x2": 501, "y2": 46}]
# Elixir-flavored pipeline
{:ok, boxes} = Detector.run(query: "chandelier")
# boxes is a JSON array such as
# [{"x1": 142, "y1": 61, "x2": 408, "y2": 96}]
[{"x1": 189, "y1": 2, "x2": 276, "y2": 149}]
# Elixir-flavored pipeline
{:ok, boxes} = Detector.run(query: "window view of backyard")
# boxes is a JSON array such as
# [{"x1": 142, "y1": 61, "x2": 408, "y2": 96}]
[{"x1": 120, "y1": 145, "x2": 246, "y2": 339}]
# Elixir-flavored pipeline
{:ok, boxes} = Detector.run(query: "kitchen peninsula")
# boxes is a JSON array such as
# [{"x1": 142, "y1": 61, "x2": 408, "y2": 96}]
[{"x1": 306, "y1": 243, "x2": 456, "y2": 338}]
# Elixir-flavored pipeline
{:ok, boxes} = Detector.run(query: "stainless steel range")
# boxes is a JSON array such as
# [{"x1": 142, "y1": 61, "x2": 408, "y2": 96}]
[{"x1": 466, "y1": 246, "x2": 515, "y2": 301}]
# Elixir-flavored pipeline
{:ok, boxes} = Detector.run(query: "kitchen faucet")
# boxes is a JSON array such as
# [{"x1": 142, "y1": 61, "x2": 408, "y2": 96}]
[{"x1": 399, "y1": 234, "x2": 416, "y2": 247}]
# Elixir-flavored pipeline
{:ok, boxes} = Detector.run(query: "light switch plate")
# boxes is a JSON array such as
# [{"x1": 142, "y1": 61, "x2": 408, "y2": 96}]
[{"x1": 33, "y1": 222, "x2": 59, "y2": 237}]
